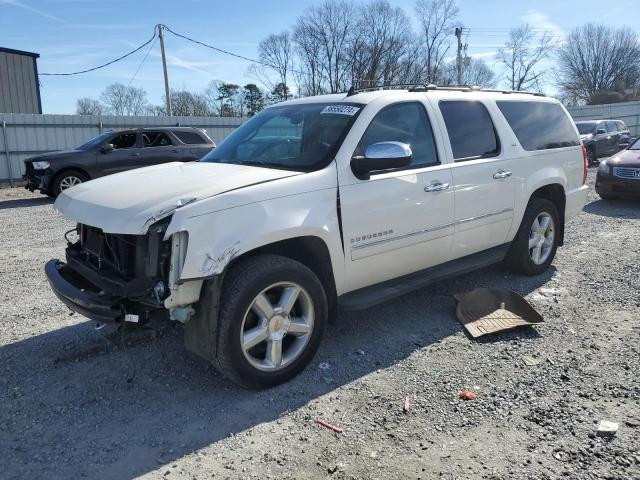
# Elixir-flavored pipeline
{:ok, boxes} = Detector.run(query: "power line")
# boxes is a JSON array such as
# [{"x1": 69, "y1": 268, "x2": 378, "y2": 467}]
[
  {"x1": 127, "y1": 34, "x2": 157, "y2": 88},
  {"x1": 38, "y1": 29, "x2": 157, "y2": 76},
  {"x1": 161, "y1": 24, "x2": 308, "y2": 76}
]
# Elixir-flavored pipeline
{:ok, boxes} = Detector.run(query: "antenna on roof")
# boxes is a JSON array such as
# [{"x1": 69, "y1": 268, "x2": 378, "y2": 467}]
[{"x1": 346, "y1": 85, "x2": 356, "y2": 97}]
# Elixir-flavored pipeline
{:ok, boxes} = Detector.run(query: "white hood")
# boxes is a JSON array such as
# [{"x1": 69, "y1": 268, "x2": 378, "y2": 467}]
[{"x1": 54, "y1": 162, "x2": 301, "y2": 234}]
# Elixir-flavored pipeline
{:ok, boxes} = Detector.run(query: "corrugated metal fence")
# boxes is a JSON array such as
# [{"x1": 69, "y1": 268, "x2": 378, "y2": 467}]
[
  {"x1": 0, "y1": 113, "x2": 245, "y2": 186},
  {"x1": 567, "y1": 101, "x2": 640, "y2": 137}
]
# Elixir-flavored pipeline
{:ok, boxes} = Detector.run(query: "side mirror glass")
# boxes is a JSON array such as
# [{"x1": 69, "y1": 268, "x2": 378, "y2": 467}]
[
  {"x1": 596, "y1": 128, "x2": 606, "y2": 135},
  {"x1": 351, "y1": 141, "x2": 412, "y2": 180}
]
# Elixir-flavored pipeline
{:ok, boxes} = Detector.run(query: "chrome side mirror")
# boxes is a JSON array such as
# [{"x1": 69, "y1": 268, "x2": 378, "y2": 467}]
[{"x1": 351, "y1": 141, "x2": 412, "y2": 180}]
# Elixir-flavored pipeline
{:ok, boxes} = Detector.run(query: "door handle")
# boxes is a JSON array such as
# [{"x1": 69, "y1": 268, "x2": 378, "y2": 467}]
[
  {"x1": 424, "y1": 182, "x2": 449, "y2": 192},
  {"x1": 128, "y1": 152, "x2": 141, "y2": 157},
  {"x1": 493, "y1": 170, "x2": 512, "y2": 179}
]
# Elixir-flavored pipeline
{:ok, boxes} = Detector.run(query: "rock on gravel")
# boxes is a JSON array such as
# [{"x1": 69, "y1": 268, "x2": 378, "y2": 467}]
[{"x1": 0, "y1": 169, "x2": 639, "y2": 479}]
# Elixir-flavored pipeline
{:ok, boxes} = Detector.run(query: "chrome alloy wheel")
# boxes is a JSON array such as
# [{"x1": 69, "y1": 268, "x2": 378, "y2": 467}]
[
  {"x1": 529, "y1": 212, "x2": 555, "y2": 265},
  {"x1": 59, "y1": 175, "x2": 83, "y2": 190},
  {"x1": 240, "y1": 282, "x2": 314, "y2": 372}
]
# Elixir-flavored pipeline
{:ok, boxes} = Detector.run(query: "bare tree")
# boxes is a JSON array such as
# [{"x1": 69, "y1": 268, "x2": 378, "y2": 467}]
[
  {"x1": 100, "y1": 83, "x2": 149, "y2": 115},
  {"x1": 169, "y1": 89, "x2": 212, "y2": 116},
  {"x1": 293, "y1": 20, "x2": 325, "y2": 96},
  {"x1": 348, "y1": 0, "x2": 414, "y2": 87},
  {"x1": 556, "y1": 24, "x2": 640, "y2": 104},
  {"x1": 440, "y1": 57, "x2": 495, "y2": 87},
  {"x1": 497, "y1": 25, "x2": 556, "y2": 91},
  {"x1": 414, "y1": 0, "x2": 459, "y2": 84},
  {"x1": 294, "y1": 0, "x2": 357, "y2": 93},
  {"x1": 256, "y1": 31, "x2": 293, "y2": 99},
  {"x1": 76, "y1": 98, "x2": 103, "y2": 115}
]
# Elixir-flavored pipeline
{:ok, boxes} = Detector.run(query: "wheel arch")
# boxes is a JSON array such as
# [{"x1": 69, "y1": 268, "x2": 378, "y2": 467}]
[
  {"x1": 223, "y1": 235, "x2": 338, "y2": 322},
  {"x1": 528, "y1": 183, "x2": 566, "y2": 246},
  {"x1": 51, "y1": 166, "x2": 90, "y2": 190}
]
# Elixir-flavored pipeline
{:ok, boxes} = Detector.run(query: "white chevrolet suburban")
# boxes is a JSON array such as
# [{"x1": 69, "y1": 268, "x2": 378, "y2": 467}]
[{"x1": 46, "y1": 86, "x2": 588, "y2": 388}]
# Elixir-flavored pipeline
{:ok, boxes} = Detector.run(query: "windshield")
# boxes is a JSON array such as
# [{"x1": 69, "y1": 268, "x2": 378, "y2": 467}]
[
  {"x1": 630, "y1": 137, "x2": 640, "y2": 150},
  {"x1": 576, "y1": 122, "x2": 596, "y2": 135},
  {"x1": 77, "y1": 132, "x2": 113, "y2": 150},
  {"x1": 201, "y1": 103, "x2": 362, "y2": 171}
]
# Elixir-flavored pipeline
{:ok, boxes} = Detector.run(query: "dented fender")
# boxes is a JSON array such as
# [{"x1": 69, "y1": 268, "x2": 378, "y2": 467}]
[{"x1": 164, "y1": 167, "x2": 346, "y2": 294}]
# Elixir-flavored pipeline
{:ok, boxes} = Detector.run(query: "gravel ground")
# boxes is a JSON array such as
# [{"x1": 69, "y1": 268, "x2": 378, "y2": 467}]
[{"x1": 0, "y1": 168, "x2": 638, "y2": 480}]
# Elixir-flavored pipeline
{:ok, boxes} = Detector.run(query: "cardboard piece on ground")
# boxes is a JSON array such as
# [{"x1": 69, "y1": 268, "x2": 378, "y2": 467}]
[{"x1": 453, "y1": 288, "x2": 544, "y2": 338}]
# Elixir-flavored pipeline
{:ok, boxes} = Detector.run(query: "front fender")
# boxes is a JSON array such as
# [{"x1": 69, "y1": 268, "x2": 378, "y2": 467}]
[{"x1": 168, "y1": 186, "x2": 346, "y2": 294}]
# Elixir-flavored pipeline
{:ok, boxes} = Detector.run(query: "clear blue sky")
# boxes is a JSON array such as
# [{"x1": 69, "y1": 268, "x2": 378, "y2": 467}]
[{"x1": 1, "y1": 0, "x2": 637, "y2": 113}]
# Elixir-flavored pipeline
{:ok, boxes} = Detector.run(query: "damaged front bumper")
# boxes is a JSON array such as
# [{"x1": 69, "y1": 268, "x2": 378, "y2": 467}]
[
  {"x1": 23, "y1": 172, "x2": 52, "y2": 192},
  {"x1": 45, "y1": 259, "x2": 124, "y2": 323}
]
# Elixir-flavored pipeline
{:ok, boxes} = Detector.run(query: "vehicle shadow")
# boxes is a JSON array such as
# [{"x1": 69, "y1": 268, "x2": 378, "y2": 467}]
[
  {"x1": 582, "y1": 197, "x2": 640, "y2": 219},
  {"x1": 0, "y1": 263, "x2": 555, "y2": 479},
  {"x1": 0, "y1": 196, "x2": 54, "y2": 210}
]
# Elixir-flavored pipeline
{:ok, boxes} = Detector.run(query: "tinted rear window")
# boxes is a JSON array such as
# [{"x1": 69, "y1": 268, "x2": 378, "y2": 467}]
[
  {"x1": 439, "y1": 100, "x2": 500, "y2": 160},
  {"x1": 497, "y1": 101, "x2": 580, "y2": 151},
  {"x1": 173, "y1": 131, "x2": 208, "y2": 144}
]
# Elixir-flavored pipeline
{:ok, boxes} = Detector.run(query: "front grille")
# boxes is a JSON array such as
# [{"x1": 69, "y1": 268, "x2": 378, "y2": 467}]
[{"x1": 613, "y1": 167, "x2": 640, "y2": 179}]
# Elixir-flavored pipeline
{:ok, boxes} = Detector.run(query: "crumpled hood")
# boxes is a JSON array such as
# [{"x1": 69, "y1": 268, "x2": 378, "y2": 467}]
[{"x1": 54, "y1": 161, "x2": 301, "y2": 234}]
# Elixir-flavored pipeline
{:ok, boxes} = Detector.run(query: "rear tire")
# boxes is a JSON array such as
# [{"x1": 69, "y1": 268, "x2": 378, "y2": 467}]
[
  {"x1": 215, "y1": 255, "x2": 327, "y2": 389},
  {"x1": 505, "y1": 198, "x2": 560, "y2": 276},
  {"x1": 53, "y1": 170, "x2": 87, "y2": 196}
]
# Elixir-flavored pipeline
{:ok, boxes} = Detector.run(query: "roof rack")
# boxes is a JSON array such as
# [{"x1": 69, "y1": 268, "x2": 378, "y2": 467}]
[{"x1": 345, "y1": 83, "x2": 545, "y2": 97}]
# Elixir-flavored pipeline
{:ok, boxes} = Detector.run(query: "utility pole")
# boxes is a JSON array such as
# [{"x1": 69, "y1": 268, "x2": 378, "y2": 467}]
[
  {"x1": 455, "y1": 27, "x2": 463, "y2": 86},
  {"x1": 158, "y1": 24, "x2": 173, "y2": 116}
]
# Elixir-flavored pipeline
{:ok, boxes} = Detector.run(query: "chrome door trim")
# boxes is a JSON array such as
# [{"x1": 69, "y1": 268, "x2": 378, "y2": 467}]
[
  {"x1": 457, "y1": 207, "x2": 514, "y2": 225},
  {"x1": 351, "y1": 207, "x2": 514, "y2": 251},
  {"x1": 351, "y1": 221, "x2": 456, "y2": 250}
]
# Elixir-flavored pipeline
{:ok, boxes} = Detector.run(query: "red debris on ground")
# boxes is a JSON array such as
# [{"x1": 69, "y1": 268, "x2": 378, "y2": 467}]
[
  {"x1": 316, "y1": 419, "x2": 344, "y2": 433},
  {"x1": 403, "y1": 395, "x2": 411, "y2": 413},
  {"x1": 458, "y1": 389, "x2": 478, "y2": 401}
]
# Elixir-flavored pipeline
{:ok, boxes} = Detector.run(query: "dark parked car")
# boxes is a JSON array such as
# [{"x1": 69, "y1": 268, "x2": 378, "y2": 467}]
[
  {"x1": 23, "y1": 127, "x2": 215, "y2": 196},
  {"x1": 576, "y1": 120, "x2": 631, "y2": 165},
  {"x1": 595, "y1": 137, "x2": 640, "y2": 199}
]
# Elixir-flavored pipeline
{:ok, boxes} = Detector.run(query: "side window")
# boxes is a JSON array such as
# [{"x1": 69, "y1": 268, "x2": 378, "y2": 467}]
[
  {"x1": 111, "y1": 132, "x2": 137, "y2": 150},
  {"x1": 605, "y1": 121, "x2": 617, "y2": 133},
  {"x1": 143, "y1": 132, "x2": 173, "y2": 147},
  {"x1": 359, "y1": 102, "x2": 439, "y2": 169},
  {"x1": 496, "y1": 101, "x2": 580, "y2": 151},
  {"x1": 439, "y1": 100, "x2": 499, "y2": 161},
  {"x1": 173, "y1": 131, "x2": 207, "y2": 144}
]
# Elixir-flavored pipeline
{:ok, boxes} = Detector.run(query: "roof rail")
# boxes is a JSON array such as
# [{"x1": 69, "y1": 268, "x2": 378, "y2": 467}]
[{"x1": 345, "y1": 83, "x2": 545, "y2": 97}]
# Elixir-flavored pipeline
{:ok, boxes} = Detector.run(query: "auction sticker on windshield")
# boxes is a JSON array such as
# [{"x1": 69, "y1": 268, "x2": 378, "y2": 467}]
[{"x1": 321, "y1": 105, "x2": 360, "y2": 116}]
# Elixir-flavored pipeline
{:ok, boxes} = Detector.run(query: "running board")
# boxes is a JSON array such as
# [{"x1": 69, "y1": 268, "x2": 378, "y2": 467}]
[{"x1": 338, "y1": 243, "x2": 510, "y2": 311}]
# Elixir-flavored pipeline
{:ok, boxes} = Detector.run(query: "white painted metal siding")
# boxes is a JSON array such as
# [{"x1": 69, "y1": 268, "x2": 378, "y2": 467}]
[
  {"x1": 567, "y1": 101, "x2": 640, "y2": 136},
  {"x1": 0, "y1": 113, "x2": 245, "y2": 185}
]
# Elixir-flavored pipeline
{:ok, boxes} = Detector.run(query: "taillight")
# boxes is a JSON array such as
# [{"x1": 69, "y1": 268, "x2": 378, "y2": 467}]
[{"x1": 581, "y1": 144, "x2": 588, "y2": 185}]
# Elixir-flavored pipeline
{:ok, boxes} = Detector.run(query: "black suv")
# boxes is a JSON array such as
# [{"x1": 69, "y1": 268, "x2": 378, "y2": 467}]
[
  {"x1": 576, "y1": 120, "x2": 631, "y2": 164},
  {"x1": 24, "y1": 127, "x2": 216, "y2": 197}
]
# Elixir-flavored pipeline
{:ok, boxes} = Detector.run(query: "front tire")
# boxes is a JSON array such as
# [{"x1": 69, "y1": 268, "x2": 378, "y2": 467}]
[
  {"x1": 215, "y1": 255, "x2": 328, "y2": 389},
  {"x1": 53, "y1": 170, "x2": 87, "y2": 196},
  {"x1": 505, "y1": 198, "x2": 560, "y2": 276}
]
